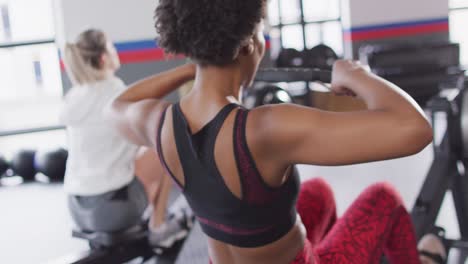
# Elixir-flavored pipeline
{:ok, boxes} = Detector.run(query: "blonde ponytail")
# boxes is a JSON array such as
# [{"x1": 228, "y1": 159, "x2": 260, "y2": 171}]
[
  {"x1": 63, "y1": 43, "x2": 106, "y2": 86},
  {"x1": 62, "y1": 29, "x2": 109, "y2": 86}
]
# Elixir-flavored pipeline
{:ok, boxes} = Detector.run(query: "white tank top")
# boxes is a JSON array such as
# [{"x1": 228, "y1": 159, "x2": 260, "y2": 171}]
[{"x1": 60, "y1": 77, "x2": 138, "y2": 196}]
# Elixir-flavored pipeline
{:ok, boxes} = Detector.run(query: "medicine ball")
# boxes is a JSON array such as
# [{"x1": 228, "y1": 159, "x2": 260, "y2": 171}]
[
  {"x1": 0, "y1": 155, "x2": 9, "y2": 176},
  {"x1": 303, "y1": 44, "x2": 338, "y2": 70},
  {"x1": 34, "y1": 148, "x2": 68, "y2": 182},
  {"x1": 276, "y1": 48, "x2": 305, "y2": 68},
  {"x1": 11, "y1": 150, "x2": 37, "y2": 181}
]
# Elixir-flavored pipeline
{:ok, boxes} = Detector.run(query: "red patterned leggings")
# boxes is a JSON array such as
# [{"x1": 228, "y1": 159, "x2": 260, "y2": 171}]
[{"x1": 293, "y1": 178, "x2": 420, "y2": 264}]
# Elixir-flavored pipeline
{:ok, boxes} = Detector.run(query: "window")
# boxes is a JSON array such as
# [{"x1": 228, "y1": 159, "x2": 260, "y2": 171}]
[
  {"x1": 268, "y1": 0, "x2": 343, "y2": 56},
  {"x1": 0, "y1": 0, "x2": 64, "y2": 156},
  {"x1": 0, "y1": 0, "x2": 55, "y2": 43},
  {"x1": 449, "y1": 0, "x2": 468, "y2": 65},
  {"x1": 0, "y1": 0, "x2": 62, "y2": 132}
]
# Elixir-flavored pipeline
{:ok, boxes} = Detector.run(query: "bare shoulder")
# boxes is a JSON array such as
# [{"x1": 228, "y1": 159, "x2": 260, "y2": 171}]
[
  {"x1": 247, "y1": 104, "x2": 321, "y2": 137},
  {"x1": 245, "y1": 104, "x2": 319, "y2": 160}
]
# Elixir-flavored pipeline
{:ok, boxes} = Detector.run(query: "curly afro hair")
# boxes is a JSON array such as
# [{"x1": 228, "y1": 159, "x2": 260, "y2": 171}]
[{"x1": 155, "y1": 0, "x2": 265, "y2": 66}]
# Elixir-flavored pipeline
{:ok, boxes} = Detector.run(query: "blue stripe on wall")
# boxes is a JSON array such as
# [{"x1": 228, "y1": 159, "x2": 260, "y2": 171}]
[
  {"x1": 344, "y1": 17, "x2": 449, "y2": 33},
  {"x1": 114, "y1": 39, "x2": 158, "y2": 52}
]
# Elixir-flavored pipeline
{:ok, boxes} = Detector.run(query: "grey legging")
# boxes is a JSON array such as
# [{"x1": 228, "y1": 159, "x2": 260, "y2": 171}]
[{"x1": 68, "y1": 177, "x2": 148, "y2": 232}]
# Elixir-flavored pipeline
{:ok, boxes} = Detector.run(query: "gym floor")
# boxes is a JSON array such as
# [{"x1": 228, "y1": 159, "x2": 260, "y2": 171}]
[{"x1": 0, "y1": 140, "x2": 462, "y2": 264}]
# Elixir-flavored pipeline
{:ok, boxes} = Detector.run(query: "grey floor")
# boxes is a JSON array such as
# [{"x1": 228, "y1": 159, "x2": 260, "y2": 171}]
[
  {"x1": 0, "y1": 182, "x2": 88, "y2": 264},
  {"x1": 0, "y1": 142, "x2": 464, "y2": 264}
]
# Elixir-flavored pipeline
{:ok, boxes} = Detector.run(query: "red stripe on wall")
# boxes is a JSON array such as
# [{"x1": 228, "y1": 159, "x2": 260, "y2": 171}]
[
  {"x1": 118, "y1": 49, "x2": 167, "y2": 64},
  {"x1": 60, "y1": 49, "x2": 181, "y2": 70},
  {"x1": 344, "y1": 22, "x2": 449, "y2": 42},
  {"x1": 119, "y1": 41, "x2": 272, "y2": 63}
]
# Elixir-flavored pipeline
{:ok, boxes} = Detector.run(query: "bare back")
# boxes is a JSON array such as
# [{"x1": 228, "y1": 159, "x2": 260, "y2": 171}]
[{"x1": 158, "y1": 103, "x2": 306, "y2": 264}]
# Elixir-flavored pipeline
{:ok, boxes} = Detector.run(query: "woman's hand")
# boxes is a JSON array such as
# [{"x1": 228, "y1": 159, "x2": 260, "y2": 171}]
[{"x1": 331, "y1": 60, "x2": 369, "y2": 97}]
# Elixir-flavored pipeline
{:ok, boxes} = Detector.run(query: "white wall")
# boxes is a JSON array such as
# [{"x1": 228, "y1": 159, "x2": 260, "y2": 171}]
[
  {"x1": 342, "y1": 0, "x2": 449, "y2": 29},
  {"x1": 53, "y1": 0, "x2": 158, "y2": 45}
]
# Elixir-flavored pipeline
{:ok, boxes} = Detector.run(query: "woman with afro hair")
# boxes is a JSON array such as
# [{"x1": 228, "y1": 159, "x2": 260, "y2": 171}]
[{"x1": 107, "y1": 0, "x2": 446, "y2": 263}]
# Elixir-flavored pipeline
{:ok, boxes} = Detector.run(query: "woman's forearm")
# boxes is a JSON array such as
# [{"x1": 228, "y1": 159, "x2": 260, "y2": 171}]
[{"x1": 117, "y1": 63, "x2": 196, "y2": 102}]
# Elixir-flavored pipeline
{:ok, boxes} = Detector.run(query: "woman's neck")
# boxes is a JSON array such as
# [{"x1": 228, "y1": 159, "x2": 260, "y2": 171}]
[
  {"x1": 187, "y1": 64, "x2": 244, "y2": 106},
  {"x1": 179, "y1": 64, "x2": 245, "y2": 131},
  {"x1": 100, "y1": 69, "x2": 116, "y2": 80}
]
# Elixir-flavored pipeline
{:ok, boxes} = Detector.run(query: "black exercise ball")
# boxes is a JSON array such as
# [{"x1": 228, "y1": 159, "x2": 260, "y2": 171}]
[
  {"x1": 11, "y1": 150, "x2": 37, "y2": 181},
  {"x1": 34, "y1": 148, "x2": 68, "y2": 182},
  {"x1": 0, "y1": 155, "x2": 9, "y2": 176},
  {"x1": 303, "y1": 44, "x2": 338, "y2": 70},
  {"x1": 276, "y1": 48, "x2": 305, "y2": 68}
]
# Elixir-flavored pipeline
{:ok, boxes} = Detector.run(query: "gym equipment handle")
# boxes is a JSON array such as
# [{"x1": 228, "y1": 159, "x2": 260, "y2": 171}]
[{"x1": 255, "y1": 68, "x2": 332, "y2": 84}]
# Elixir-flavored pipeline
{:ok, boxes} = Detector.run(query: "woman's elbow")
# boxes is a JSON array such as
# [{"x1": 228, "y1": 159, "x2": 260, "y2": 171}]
[{"x1": 404, "y1": 119, "x2": 433, "y2": 154}]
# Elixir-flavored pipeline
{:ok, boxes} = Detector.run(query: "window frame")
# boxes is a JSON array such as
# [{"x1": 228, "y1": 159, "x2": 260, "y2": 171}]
[
  {"x1": 270, "y1": 0, "x2": 342, "y2": 51},
  {"x1": 0, "y1": 38, "x2": 55, "y2": 48},
  {"x1": 0, "y1": 2, "x2": 60, "y2": 135}
]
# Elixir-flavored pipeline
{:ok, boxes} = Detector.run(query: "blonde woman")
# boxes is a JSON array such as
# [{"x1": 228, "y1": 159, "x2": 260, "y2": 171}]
[{"x1": 60, "y1": 29, "x2": 193, "y2": 249}]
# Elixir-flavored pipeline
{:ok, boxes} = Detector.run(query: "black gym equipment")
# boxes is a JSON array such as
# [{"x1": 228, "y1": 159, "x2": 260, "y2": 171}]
[
  {"x1": 70, "y1": 224, "x2": 154, "y2": 263},
  {"x1": 0, "y1": 148, "x2": 69, "y2": 183},
  {"x1": 35, "y1": 148, "x2": 68, "y2": 182},
  {"x1": 10, "y1": 149, "x2": 36, "y2": 181},
  {"x1": 50, "y1": 221, "x2": 189, "y2": 264},
  {"x1": 276, "y1": 48, "x2": 304, "y2": 68},
  {"x1": 411, "y1": 75, "x2": 468, "y2": 263},
  {"x1": 57, "y1": 203, "x2": 195, "y2": 264},
  {"x1": 0, "y1": 155, "x2": 9, "y2": 177},
  {"x1": 255, "y1": 67, "x2": 332, "y2": 83},
  {"x1": 53, "y1": 188, "x2": 191, "y2": 264},
  {"x1": 360, "y1": 42, "x2": 463, "y2": 106},
  {"x1": 303, "y1": 44, "x2": 338, "y2": 70},
  {"x1": 276, "y1": 44, "x2": 338, "y2": 70}
]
